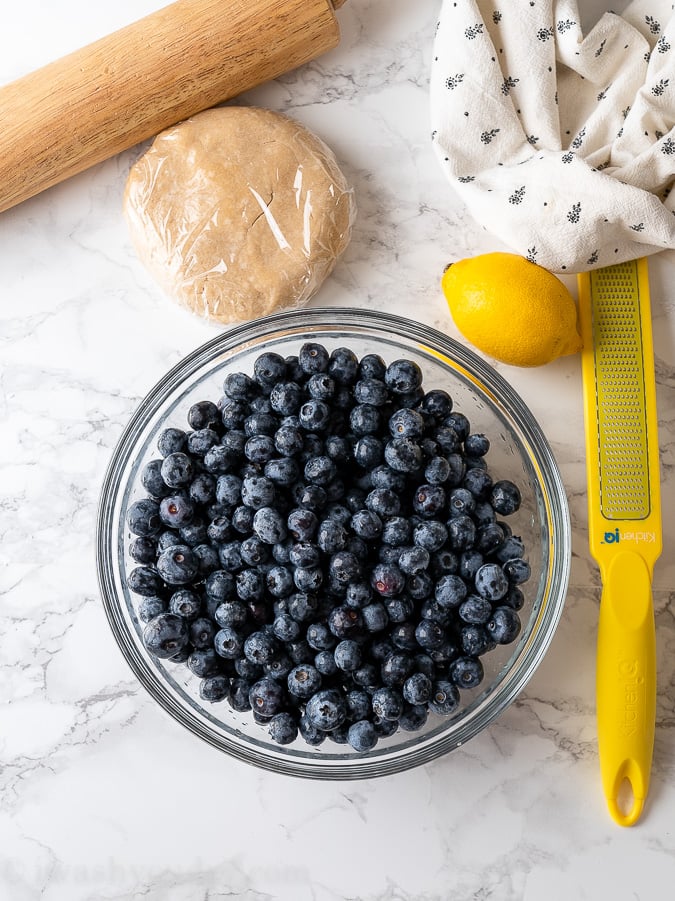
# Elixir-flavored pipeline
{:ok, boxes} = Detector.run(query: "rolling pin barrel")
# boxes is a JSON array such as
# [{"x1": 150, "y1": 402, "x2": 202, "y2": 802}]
[{"x1": 0, "y1": 0, "x2": 345, "y2": 213}]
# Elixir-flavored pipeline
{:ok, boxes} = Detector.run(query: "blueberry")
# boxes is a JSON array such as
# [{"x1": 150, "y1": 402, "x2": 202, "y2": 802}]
[
  {"x1": 253, "y1": 352, "x2": 286, "y2": 391},
  {"x1": 313, "y1": 649, "x2": 338, "y2": 676},
  {"x1": 443, "y1": 411, "x2": 470, "y2": 442},
  {"x1": 447, "y1": 514, "x2": 476, "y2": 551},
  {"x1": 274, "y1": 424, "x2": 304, "y2": 457},
  {"x1": 140, "y1": 459, "x2": 171, "y2": 499},
  {"x1": 143, "y1": 613, "x2": 189, "y2": 659},
  {"x1": 298, "y1": 713, "x2": 326, "y2": 746},
  {"x1": 304, "y1": 455, "x2": 337, "y2": 486},
  {"x1": 271, "y1": 613, "x2": 301, "y2": 643},
  {"x1": 458, "y1": 594, "x2": 493, "y2": 625},
  {"x1": 369, "y1": 465, "x2": 406, "y2": 492},
  {"x1": 435, "y1": 574, "x2": 468, "y2": 608},
  {"x1": 353, "y1": 435, "x2": 384, "y2": 469},
  {"x1": 477, "y1": 522, "x2": 506, "y2": 555},
  {"x1": 414, "y1": 618, "x2": 446, "y2": 650},
  {"x1": 305, "y1": 689, "x2": 347, "y2": 731},
  {"x1": 264, "y1": 654, "x2": 293, "y2": 681},
  {"x1": 205, "y1": 570, "x2": 235, "y2": 603},
  {"x1": 429, "y1": 549, "x2": 459, "y2": 578},
  {"x1": 403, "y1": 672, "x2": 432, "y2": 705},
  {"x1": 372, "y1": 686, "x2": 404, "y2": 721},
  {"x1": 371, "y1": 563, "x2": 405, "y2": 598},
  {"x1": 459, "y1": 550, "x2": 484, "y2": 583},
  {"x1": 243, "y1": 631, "x2": 279, "y2": 665},
  {"x1": 287, "y1": 541, "x2": 319, "y2": 569},
  {"x1": 253, "y1": 507, "x2": 287, "y2": 544},
  {"x1": 245, "y1": 434, "x2": 276, "y2": 464},
  {"x1": 188, "y1": 648, "x2": 221, "y2": 678},
  {"x1": 317, "y1": 519, "x2": 348, "y2": 554},
  {"x1": 224, "y1": 371, "x2": 258, "y2": 401},
  {"x1": 160, "y1": 452, "x2": 193, "y2": 488},
  {"x1": 413, "y1": 520, "x2": 448, "y2": 552},
  {"x1": 354, "y1": 377, "x2": 389, "y2": 406},
  {"x1": 199, "y1": 674, "x2": 230, "y2": 703},
  {"x1": 494, "y1": 534, "x2": 526, "y2": 564},
  {"x1": 268, "y1": 712, "x2": 298, "y2": 745},
  {"x1": 399, "y1": 704, "x2": 429, "y2": 732},
  {"x1": 384, "y1": 595, "x2": 415, "y2": 622},
  {"x1": 127, "y1": 565, "x2": 163, "y2": 596},
  {"x1": 460, "y1": 624, "x2": 493, "y2": 656},
  {"x1": 389, "y1": 408, "x2": 425, "y2": 439},
  {"x1": 503, "y1": 586, "x2": 525, "y2": 610},
  {"x1": 463, "y1": 467, "x2": 493, "y2": 499},
  {"x1": 362, "y1": 602, "x2": 389, "y2": 632},
  {"x1": 384, "y1": 359, "x2": 422, "y2": 394},
  {"x1": 306, "y1": 372, "x2": 336, "y2": 401},
  {"x1": 231, "y1": 505, "x2": 255, "y2": 535},
  {"x1": 137, "y1": 595, "x2": 167, "y2": 623},
  {"x1": 235, "y1": 567, "x2": 264, "y2": 601},
  {"x1": 228, "y1": 678, "x2": 253, "y2": 711},
  {"x1": 264, "y1": 458, "x2": 300, "y2": 488},
  {"x1": 345, "y1": 689, "x2": 371, "y2": 722},
  {"x1": 268, "y1": 381, "x2": 302, "y2": 416},
  {"x1": 157, "y1": 427, "x2": 187, "y2": 457},
  {"x1": 428, "y1": 680, "x2": 460, "y2": 715},
  {"x1": 345, "y1": 581, "x2": 374, "y2": 608},
  {"x1": 350, "y1": 509, "x2": 383, "y2": 541},
  {"x1": 240, "y1": 476, "x2": 274, "y2": 510},
  {"x1": 449, "y1": 655, "x2": 484, "y2": 689},
  {"x1": 214, "y1": 599, "x2": 247, "y2": 629},
  {"x1": 249, "y1": 677, "x2": 285, "y2": 716},
  {"x1": 306, "y1": 622, "x2": 336, "y2": 651},
  {"x1": 327, "y1": 347, "x2": 359, "y2": 384},
  {"x1": 159, "y1": 494, "x2": 194, "y2": 528},
  {"x1": 334, "y1": 639, "x2": 362, "y2": 672},
  {"x1": 350, "y1": 403, "x2": 381, "y2": 436},
  {"x1": 420, "y1": 389, "x2": 453, "y2": 420},
  {"x1": 384, "y1": 438, "x2": 423, "y2": 473},
  {"x1": 381, "y1": 652, "x2": 415, "y2": 686},
  {"x1": 464, "y1": 433, "x2": 490, "y2": 457},
  {"x1": 475, "y1": 563, "x2": 509, "y2": 601},
  {"x1": 487, "y1": 606, "x2": 522, "y2": 644},
  {"x1": 297, "y1": 342, "x2": 329, "y2": 374},
  {"x1": 381, "y1": 516, "x2": 411, "y2": 547},
  {"x1": 424, "y1": 455, "x2": 451, "y2": 485},
  {"x1": 503, "y1": 558, "x2": 531, "y2": 585},
  {"x1": 298, "y1": 399, "x2": 331, "y2": 431},
  {"x1": 293, "y1": 566, "x2": 324, "y2": 593},
  {"x1": 348, "y1": 720, "x2": 378, "y2": 752},
  {"x1": 189, "y1": 616, "x2": 217, "y2": 650},
  {"x1": 406, "y1": 572, "x2": 434, "y2": 601},
  {"x1": 169, "y1": 589, "x2": 201, "y2": 619},
  {"x1": 490, "y1": 480, "x2": 521, "y2": 515},
  {"x1": 217, "y1": 540, "x2": 244, "y2": 572},
  {"x1": 129, "y1": 536, "x2": 158, "y2": 565},
  {"x1": 413, "y1": 484, "x2": 446, "y2": 518},
  {"x1": 127, "y1": 498, "x2": 161, "y2": 537},
  {"x1": 434, "y1": 426, "x2": 461, "y2": 456}
]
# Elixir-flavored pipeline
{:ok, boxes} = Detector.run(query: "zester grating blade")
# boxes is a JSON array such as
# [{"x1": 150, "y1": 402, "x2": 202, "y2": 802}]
[{"x1": 590, "y1": 264, "x2": 651, "y2": 520}]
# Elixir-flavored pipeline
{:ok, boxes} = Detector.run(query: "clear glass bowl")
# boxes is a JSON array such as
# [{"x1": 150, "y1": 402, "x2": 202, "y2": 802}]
[{"x1": 96, "y1": 308, "x2": 571, "y2": 778}]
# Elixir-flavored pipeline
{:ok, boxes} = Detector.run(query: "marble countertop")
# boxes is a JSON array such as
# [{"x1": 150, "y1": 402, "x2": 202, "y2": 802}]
[{"x1": 2, "y1": 1, "x2": 675, "y2": 898}]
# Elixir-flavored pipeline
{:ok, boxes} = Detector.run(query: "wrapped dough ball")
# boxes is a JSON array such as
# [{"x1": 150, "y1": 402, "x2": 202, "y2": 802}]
[{"x1": 123, "y1": 106, "x2": 356, "y2": 324}]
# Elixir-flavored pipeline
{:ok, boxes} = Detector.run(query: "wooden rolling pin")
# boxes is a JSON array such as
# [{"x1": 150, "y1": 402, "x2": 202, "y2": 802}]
[{"x1": 0, "y1": 0, "x2": 347, "y2": 213}]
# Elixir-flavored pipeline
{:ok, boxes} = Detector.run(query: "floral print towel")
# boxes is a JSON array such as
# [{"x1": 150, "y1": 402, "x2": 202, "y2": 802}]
[{"x1": 430, "y1": 0, "x2": 675, "y2": 272}]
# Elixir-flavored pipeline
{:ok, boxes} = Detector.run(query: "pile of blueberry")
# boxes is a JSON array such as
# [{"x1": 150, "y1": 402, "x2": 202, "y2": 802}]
[{"x1": 125, "y1": 343, "x2": 530, "y2": 753}]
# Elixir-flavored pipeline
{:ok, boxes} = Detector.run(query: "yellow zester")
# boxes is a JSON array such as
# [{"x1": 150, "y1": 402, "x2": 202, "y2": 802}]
[{"x1": 578, "y1": 258, "x2": 661, "y2": 827}]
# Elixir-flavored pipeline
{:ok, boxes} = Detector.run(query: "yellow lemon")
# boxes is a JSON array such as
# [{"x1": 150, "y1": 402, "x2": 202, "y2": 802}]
[{"x1": 441, "y1": 252, "x2": 583, "y2": 367}]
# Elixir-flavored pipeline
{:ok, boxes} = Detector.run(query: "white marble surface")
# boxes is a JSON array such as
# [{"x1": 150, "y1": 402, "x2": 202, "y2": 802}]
[{"x1": 2, "y1": 1, "x2": 675, "y2": 899}]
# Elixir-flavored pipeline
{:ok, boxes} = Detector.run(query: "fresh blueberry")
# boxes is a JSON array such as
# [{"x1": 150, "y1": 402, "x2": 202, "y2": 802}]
[
  {"x1": 333, "y1": 639, "x2": 362, "y2": 672},
  {"x1": 268, "y1": 712, "x2": 298, "y2": 745},
  {"x1": 137, "y1": 595, "x2": 167, "y2": 623},
  {"x1": 384, "y1": 359, "x2": 422, "y2": 394},
  {"x1": 316, "y1": 519, "x2": 348, "y2": 554},
  {"x1": 214, "y1": 599, "x2": 247, "y2": 629},
  {"x1": 490, "y1": 479, "x2": 522, "y2": 515},
  {"x1": 381, "y1": 652, "x2": 415, "y2": 686},
  {"x1": 458, "y1": 594, "x2": 493, "y2": 624},
  {"x1": 298, "y1": 399, "x2": 331, "y2": 431},
  {"x1": 435, "y1": 573, "x2": 468, "y2": 608},
  {"x1": 348, "y1": 720, "x2": 378, "y2": 752},
  {"x1": 413, "y1": 484, "x2": 446, "y2": 518},
  {"x1": 127, "y1": 565, "x2": 163, "y2": 596},
  {"x1": 244, "y1": 434, "x2": 276, "y2": 464},
  {"x1": 127, "y1": 498, "x2": 161, "y2": 537},
  {"x1": 350, "y1": 404, "x2": 381, "y2": 436},
  {"x1": 402, "y1": 672, "x2": 433, "y2": 705},
  {"x1": 199, "y1": 674, "x2": 230, "y2": 703},
  {"x1": 475, "y1": 563, "x2": 509, "y2": 601},
  {"x1": 399, "y1": 704, "x2": 429, "y2": 732},
  {"x1": 389, "y1": 408, "x2": 425, "y2": 439},
  {"x1": 188, "y1": 647, "x2": 221, "y2": 678},
  {"x1": 129, "y1": 536, "x2": 157, "y2": 565},
  {"x1": 305, "y1": 689, "x2": 347, "y2": 731},
  {"x1": 449, "y1": 655, "x2": 484, "y2": 689},
  {"x1": 253, "y1": 352, "x2": 286, "y2": 391},
  {"x1": 463, "y1": 467, "x2": 494, "y2": 499},
  {"x1": 306, "y1": 622, "x2": 336, "y2": 651},
  {"x1": 143, "y1": 613, "x2": 189, "y2": 659},
  {"x1": 354, "y1": 377, "x2": 389, "y2": 406},
  {"x1": 327, "y1": 347, "x2": 359, "y2": 384},
  {"x1": 384, "y1": 437, "x2": 423, "y2": 473},
  {"x1": 159, "y1": 494, "x2": 195, "y2": 528},
  {"x1": 372, "y1": 686, "x2": 404, "y2": 721},
  {"x1": 140, "y1": 459, "x2": 171, "y2": 499},
  {"x1": 249, "y1": 677, "x2": 285, "y2": 716},
  {"x1": 293, "y1": 566, "x2": 324, "y2": 593},
  {"x1": 414, "y1": 618, "x2": 446, "y2": 650},
  {"x1": 157, "y1": 427, "x2": 187, "y2": 457},
  {"x1": 189, "y1": 616, "x2": 217, "y2": 650},
  {"x1": 371, "y1": 563, "x2": 405, "y2": 598},
  {"x1": 243, "y1": 631, "x2": 279, "y2": 665},
  {"x1": 228, "y1": 678, "x2": 253, "y2": 711},
  {"x1": 487, "y1": 606, "x2": 522, "y2": 644},
  {"x1": 424, "y1": 455, "x2": 451, "y2": 485},
  {"x1": 169, "y1": 589, "x2": 201, "y2": 619},
  {"x1": 503, "y1": 558, "x2": 531, "y2": 585},
  {"x1": 460, "y1": 624, "x2": 493, "y2": 657},
  {"x1": 253, "y1": 506, "x2": 287, "y2": 544},
  {"x1": 428, "y1": 680, "x2": 460, "y2": 715},
  {"x1": 413, "y1": 520, "x2": 448, "y2": 552},
  {"x1": 160, "y1": 452, "x2": 193, "y2": 488},
  {"x1": 447, "y1": 514, "x2": 476, "y2": 551},
  {"x1": 298, "y1": 713, "x2": 326, "y2": 746}
]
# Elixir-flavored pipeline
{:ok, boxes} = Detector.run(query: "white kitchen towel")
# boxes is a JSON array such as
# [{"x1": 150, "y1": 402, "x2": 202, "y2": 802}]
[{"x1": 430, "y1": 0, "x2": 675, "y2": 272}]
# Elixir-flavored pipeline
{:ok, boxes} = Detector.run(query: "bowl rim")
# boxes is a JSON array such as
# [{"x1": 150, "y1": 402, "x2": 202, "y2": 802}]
[{"x1": 96, "y1": 307, "x2": 571, "y2": 778}]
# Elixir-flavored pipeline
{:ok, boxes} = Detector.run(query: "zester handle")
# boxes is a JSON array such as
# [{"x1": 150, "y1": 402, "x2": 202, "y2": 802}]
[
  {"x1": 0, "y1": 0, "x2": 344, "y2": 213},
  {"x1": 597, "y1": 550, "x2": 656, "y2": 826}
]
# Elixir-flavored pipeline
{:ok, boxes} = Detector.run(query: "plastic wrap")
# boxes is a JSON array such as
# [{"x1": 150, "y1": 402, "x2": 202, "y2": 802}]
[{"x1": 123, "y1": 106, "x2": 356, "y2": 324}]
